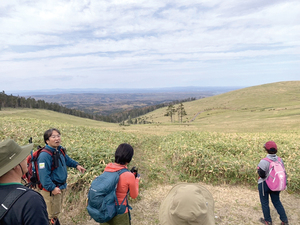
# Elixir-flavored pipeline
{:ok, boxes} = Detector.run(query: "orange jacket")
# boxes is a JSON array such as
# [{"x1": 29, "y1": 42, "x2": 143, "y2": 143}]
[{"x1": 104, "y1": 163, "x2": 139, "y2": 213}]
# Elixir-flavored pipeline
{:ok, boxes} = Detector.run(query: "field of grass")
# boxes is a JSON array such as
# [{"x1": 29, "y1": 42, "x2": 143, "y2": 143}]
[
  {"x1": 138, "y1": 81, "x2": 300, "y2": 132},
  {"x1": 1, "y1": 81, "x2": 300, "y2": 224},
  {"x1": 0, "y1": 108, "x2": 119, "y2": 129}
]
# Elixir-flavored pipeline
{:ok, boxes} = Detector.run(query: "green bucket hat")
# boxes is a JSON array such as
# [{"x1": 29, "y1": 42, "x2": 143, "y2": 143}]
[
  {"x1": 0, "y1": 139, "x2": 33, "y2": 177},
  {"x1": 159, "y1": 183, "x2": 215, "y2": 225}
]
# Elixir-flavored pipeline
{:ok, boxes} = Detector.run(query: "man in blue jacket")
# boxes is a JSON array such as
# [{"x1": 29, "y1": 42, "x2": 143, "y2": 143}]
[{"x1": 38, "y1": 128, "x2": 86, "y2": 224}]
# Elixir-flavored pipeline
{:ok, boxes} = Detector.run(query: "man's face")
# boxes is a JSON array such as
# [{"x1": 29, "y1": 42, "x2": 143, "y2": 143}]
[{"x1": 46, "y1": 130, "x2": 61, "y2": 149}]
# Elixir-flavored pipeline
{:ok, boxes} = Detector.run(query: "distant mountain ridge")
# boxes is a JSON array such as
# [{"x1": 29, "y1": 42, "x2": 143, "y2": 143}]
[{"x1": 7, "y1": 86, "x2": 244, "y2": 96}]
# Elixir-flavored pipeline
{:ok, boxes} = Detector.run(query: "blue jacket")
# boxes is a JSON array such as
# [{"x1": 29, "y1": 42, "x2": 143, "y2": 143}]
[{"x1": 37, "y1": 145, "x2": 78, "y2": 191}]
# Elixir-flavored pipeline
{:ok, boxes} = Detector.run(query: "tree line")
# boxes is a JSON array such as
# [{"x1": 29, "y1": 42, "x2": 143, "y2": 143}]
[{"x1": 0, "y1": 91, "x2": 196, "y2": 123}]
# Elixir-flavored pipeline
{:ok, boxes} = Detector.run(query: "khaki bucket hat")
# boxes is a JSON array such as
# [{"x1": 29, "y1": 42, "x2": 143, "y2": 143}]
[
  {"x1": 159, "y1": 183, "x2": 215, "y2": 225},
  {"x1": 0, "y1": 139, "x2": 33, "y2": 177}
]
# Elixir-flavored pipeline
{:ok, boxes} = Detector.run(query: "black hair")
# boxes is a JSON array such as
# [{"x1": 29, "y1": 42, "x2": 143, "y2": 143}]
[
  {"x1": 265, "y1": 147, "x2": 277, "y2": 154},
  {"x1": 44, "y1": 128, "x2": 61, "y2": 144},
  {"x1": 115, "y1": 143, "x2": 134, "y2": 165}
]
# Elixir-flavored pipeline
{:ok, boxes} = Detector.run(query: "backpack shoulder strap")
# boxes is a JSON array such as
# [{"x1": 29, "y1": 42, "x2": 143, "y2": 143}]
[
  {"x1": 0, "y1": 187, "x2": 29, "y2": 220},
  {"x1": 275, "y1": 157, "x2": 285, "y2": 168},
  {"x1": 40, "y1": 148, "x2": 53, "y2": 156},
  {"x1": 115, "y1": 168, "x2": 132, "y2": 217},
  {"x1": 277, "y1": 156, "x2": 282, "y2": 162},
  {"x1": 40, "y1": 147, "x2": 65, "y2": 157},
  {"x1": 263, "y1": 157, "x2": 272, "y2": 163},
  {"x1": 264, "y1": 157, "x2": 283, "y2": 163},
  {"x1": 37, "y1": 148, "x2": 56, "y2": 173},
  {"x1": 117, "y1": 168, "x2": 129, "y2": 176},
  {"x1": 59, "y1": 148, "x2": 66, "y2": 157}
]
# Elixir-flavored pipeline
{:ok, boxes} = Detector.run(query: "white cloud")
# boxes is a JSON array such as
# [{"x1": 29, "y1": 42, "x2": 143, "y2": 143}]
[{"x1": 0, "y1": 0, "x2": 299, "y2": 91}]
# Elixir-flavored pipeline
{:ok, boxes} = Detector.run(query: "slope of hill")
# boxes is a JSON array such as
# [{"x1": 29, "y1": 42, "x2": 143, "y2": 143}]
[
  {"x1": 0, "y1": 108, "x2": 119, "y2": 129},
  {"x1": 137, "y1": 81, "x2": 300, "y2": 133},
  {"x1": 2, "y1": 81, "x2": 300, "y2": 134}
]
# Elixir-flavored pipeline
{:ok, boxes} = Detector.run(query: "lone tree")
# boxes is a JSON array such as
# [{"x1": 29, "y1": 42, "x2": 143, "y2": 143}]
[
  {"x1": 127, "y1": 115, "x2": 133, "y2": 124},
  {"x1": 177, "y1": 103, "x2": 187, "y2": 123},
  {"x1": 164, "y1": 104, "x2": 176, "y2": 122}
]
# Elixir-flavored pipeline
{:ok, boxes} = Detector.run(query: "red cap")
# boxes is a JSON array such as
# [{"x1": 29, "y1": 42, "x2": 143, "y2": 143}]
[{"x1": 264, "y1": 141, "x2": 277, "y2": 150}]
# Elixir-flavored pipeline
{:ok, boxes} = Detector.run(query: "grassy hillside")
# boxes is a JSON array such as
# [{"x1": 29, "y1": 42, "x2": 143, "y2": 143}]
[
  {"x1": 137, "y1": 81, "x2": 300, "y2": 133},
  {"x1": 0, "y1": 108, "x2": 119, "y2": 129},
  {"x1": 1, "y1": 81, "x2": 300, "y2": 224},
  {"x1": 3, "y1": 81, "x2": 300, "y2": 134}
]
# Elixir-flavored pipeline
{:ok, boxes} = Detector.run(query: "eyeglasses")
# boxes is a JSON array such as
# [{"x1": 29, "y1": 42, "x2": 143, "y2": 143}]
[{"x1": 50, "y1": 135, "x2": 61, "y2": 139}]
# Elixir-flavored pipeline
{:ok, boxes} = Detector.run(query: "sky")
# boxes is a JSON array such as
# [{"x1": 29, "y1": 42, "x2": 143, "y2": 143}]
[{"x1": 1, "y1": 0, "x2": 299, "y2": 93}]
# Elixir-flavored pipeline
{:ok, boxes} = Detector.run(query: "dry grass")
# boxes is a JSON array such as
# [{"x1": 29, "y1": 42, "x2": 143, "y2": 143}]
[
  {"x1": 63, "y1": 183, "x2": 300, "y2": 225},
  {"x1": 130, "y1": 183, "x2": 300, "y2": 225}
]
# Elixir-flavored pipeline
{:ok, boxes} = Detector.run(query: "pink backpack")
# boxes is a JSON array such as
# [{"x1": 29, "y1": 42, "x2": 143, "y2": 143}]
[{"x1": 264, "y1": 157, "x2": 287, "y2": 191}]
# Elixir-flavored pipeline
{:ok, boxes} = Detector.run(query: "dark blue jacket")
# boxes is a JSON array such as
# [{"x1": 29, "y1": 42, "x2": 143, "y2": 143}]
[
  {"x1": 0, "y1": 183, "x2": 48, "y2": 225},
  {"x1": 37, "y1": 145, "x2": 78, "y2": 191}
]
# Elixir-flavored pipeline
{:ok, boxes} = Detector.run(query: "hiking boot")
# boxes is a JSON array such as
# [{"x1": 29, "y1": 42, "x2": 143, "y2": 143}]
[
  {"x1": 259, "y1": 218, "x2": 272, "y2": 225},
  {"x1": 281, "y1": 222, "x2": 289, "y2": 225}
]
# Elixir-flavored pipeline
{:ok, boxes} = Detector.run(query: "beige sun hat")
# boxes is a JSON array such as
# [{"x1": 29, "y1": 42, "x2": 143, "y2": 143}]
[
  {"x1": 159, "y1": 183, "x2": 215, "y2": 225},
  {"x1": 0, "y1": 139, "x2": 33, "y2": 177}
]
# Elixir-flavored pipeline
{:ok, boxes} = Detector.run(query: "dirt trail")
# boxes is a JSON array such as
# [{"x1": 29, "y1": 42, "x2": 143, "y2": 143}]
[
  {"x1": 189, "y1": 111, "x2": 203, "y2": 122},
  {"x1": 82, "y1": 183, "x2": 300, "y2": 225}
]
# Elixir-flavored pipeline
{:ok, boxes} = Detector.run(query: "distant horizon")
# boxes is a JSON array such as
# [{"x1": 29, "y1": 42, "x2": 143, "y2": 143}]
[{"x1": 4, "y1": 85, "x2": 246, "y2": 96}]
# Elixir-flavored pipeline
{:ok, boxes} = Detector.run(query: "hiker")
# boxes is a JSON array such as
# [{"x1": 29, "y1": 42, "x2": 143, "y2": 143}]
[
  {"x1": 38, "y1": 128, "x2": 86, "y2": 224},
  {"x1": 159, "y1": 183, "x2": 215, "y2": 225},
  {"x1": 257, "y1": 141, "x2": 289, "y2": 225},
  {"x1": 0, "y1": 139, "x2": 49, "y2": 224},
  {"x1": 100, "y1": 143, "x2": 140, "y2": 225}
]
